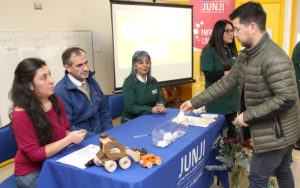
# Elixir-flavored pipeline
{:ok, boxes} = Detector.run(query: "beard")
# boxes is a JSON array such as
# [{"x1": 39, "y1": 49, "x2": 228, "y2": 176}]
[
  {"x1": 239, "y1": 40, "x2": 252, "y2": 49},
  {"x1": 238, "y1": 36, "x2": 253, "y2": 49}
]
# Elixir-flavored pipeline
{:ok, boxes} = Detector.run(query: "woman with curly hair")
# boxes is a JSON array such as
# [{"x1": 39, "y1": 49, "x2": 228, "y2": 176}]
[{"x1": 10, "y1": 58, "x2": 86, "y2": 188}]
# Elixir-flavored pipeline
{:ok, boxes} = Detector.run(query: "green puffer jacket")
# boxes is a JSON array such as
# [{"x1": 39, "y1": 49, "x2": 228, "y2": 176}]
[{"x1": 191, "y1": 33, "x2": 300, "y2": 154}]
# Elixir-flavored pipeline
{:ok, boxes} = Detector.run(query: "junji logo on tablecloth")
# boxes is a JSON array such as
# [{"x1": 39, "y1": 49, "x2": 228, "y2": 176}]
[{"x1": 177, "y1": 139, "x2": 206, "y2": 187}]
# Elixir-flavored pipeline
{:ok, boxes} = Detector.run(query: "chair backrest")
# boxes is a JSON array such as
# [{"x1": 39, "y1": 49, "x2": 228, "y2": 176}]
[
  {"x1": 108, "y1": 94, "x2": 124, "y2": 119},
  {"x1": 0, "y1": 175, "x2": 18, "y2": 188},
  {"x1": 0, "y1": 125, "x2": 18, "y2": 165}
]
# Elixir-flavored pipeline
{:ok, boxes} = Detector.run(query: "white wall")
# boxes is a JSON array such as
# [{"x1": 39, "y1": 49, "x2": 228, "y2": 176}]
[
  {"x1": 1, "y1": 0, "x2": 298, "y2": 93},
  {"x1": 283, "y1": 0, "x2": 292, "y2": 54},
  {"x1": 0, "y1": 0, "x2": 114, "y2": 94}
]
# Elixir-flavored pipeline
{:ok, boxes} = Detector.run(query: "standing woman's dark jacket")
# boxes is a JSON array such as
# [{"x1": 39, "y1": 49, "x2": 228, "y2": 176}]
[{"x1": 292, "y1": 41, "x2": 300, "y2": 96}]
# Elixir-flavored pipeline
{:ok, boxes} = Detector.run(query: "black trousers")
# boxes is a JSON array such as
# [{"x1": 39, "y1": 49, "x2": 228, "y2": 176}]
[{"x1": 225, "y1": 112, "x2": 237, "y2": 138}]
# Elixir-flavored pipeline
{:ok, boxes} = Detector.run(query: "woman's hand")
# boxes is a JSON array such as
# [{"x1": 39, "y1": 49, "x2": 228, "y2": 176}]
[
  {"x1": 156, "y1": 104, "x2": 167, "y2": 113},
  {"x1": 67, "y1": 129, "x2": 86, "y2": 144},
  {"x1": 152, "y1": 106, "x2": 159, "y2": 113},
  {"x1": 152, "y1": 104, "x2": 167, "y2": 114},
  {"x1": 45, "y1": 129, "x2": 86, "y2": 158},
  {"x1": 180, "y1": 100, "x2": 194, "y2": 114}
]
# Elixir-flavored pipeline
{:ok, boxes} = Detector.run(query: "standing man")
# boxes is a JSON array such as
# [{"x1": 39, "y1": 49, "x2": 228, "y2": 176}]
[
  {"x1": 55, "y1": 47, "x2": 113, "y2": 139},
  {"x1": 180, "y1": 2, "x2": 300, "y2": 188},
  {"x1": 292, "y1": 41, "x2": 300, "y2": 150}
]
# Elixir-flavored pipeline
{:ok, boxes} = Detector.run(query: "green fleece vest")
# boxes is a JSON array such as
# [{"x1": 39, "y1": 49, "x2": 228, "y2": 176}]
[
  {"x1": 121, "y1": 76, "x2": 164, "y2": 123},
  {"x1": 200, "y1": 46, "x2": 239, "y2": 114},
  {"x1": 292, "y1": 41, "x2": 300, "y2": 97}
]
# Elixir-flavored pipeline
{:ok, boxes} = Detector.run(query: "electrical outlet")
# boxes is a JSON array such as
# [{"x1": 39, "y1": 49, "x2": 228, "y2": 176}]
[{"x1": 33, "y1": 2, "x2": 42, "y2": 10}]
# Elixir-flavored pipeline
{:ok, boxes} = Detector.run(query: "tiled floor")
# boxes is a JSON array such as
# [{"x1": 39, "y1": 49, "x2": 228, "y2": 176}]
[{"x1": 0, "y1": 162, "x2": 13, "y2": 183}]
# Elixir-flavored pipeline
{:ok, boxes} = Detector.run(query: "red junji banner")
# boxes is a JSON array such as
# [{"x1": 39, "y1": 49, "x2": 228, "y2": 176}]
[{"x1": 190, "y1": 0, "x2": 235, "y2": 50}]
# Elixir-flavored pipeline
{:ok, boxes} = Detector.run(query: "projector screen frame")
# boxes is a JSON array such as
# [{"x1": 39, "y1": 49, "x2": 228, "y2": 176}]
[{"x1": 110, "y1": 0, "x2": 194, "y2": 91}]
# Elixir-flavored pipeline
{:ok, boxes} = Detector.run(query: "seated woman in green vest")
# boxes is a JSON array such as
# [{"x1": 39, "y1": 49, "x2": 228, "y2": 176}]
[
  {"x1": 201, "y1": 19, "x2": 239, "y2": 138},
  {"x1": 121, "y1": 51, "x2": 167, "y2": 123}
]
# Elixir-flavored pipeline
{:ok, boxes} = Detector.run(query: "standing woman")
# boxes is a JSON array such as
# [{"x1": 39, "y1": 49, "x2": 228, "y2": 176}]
[
  {"x1": 10, "y1": 58, "x2": 86, "y2": 188},
  {"x1": 201, "y1": 19, "x2": 239, "y2": 138},
  {"x1": 121, "y1": 51, "x2": 167, "y2": 123},
  {"x1": 292, "y1": 41, "x2": 300, "y2": 150}
]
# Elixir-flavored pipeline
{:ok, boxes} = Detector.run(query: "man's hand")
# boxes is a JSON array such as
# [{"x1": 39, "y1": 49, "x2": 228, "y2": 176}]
[
  {"x1": 180, "y1": 100, "x2": 194, "y2": 114},
  {"x1": 234, "y1": 113, "x2": 249, "y2": 127}
]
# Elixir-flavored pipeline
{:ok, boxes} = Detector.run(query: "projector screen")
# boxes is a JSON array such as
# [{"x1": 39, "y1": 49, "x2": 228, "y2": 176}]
[{"x1": 111, "y1": 1, "x2": 193, "y2": 90}]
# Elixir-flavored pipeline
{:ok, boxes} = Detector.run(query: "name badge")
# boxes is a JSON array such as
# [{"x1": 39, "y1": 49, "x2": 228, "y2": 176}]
[{"x1": 152, "y1": 89, "x2": 157, "y2": 94}]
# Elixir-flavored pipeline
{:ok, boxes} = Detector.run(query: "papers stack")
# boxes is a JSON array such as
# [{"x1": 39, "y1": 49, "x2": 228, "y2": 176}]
[
  {"x1": 57, "y1": 144, "x2": 99, "y2": 169},
  {"x1": 185, "y1": 116, "x2": 216, "y2": 127}
]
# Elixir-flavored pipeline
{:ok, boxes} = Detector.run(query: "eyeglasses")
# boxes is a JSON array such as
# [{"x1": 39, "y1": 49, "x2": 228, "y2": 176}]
[{"x1": 224, "y1": 29, "x2": 234, "y2": 34}]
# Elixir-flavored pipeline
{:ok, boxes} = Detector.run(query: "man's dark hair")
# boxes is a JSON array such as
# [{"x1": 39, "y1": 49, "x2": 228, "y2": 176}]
[
  {"x1": 62, "y1": 47, "x2": 86, "y2": 66},
  {"x1": 229, "y1": 1, "x2": 266, "y2": 31}
]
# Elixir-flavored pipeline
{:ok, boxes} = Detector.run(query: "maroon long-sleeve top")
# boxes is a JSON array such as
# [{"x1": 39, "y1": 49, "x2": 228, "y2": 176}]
[{"x1": 12, "y1": 98, "x2": 70, "y2": 176}]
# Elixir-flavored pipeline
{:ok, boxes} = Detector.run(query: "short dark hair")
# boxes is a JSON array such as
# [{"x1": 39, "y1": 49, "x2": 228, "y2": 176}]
[
  {"x1": 229, "y1": 1, "x2": 266, "y2": 31},
  {"x1": 62, "y1": 47, "x2": 86, "y2": 66}
]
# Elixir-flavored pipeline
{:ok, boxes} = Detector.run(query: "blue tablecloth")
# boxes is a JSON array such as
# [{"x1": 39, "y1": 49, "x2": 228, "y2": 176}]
[{"x1": 37, "y1": 108, "x2": 228, "y2": 188}]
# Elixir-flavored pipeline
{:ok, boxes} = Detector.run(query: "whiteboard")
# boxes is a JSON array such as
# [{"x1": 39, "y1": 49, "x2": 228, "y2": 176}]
[{"x1": 0, "y1": 31, "x2": 94, "y2": 126}]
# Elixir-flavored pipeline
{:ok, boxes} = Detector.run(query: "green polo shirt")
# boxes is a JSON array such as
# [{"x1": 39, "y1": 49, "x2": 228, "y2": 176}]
[
  {"x1": 200, "y1": 46, "x2": 239, "y2": 115},
  {"x1": 121, "y1": 76, "x2": 165, "y2": 123},
  {"x1": 292, "y1": 41, "x2": 300, "y2": 97}
]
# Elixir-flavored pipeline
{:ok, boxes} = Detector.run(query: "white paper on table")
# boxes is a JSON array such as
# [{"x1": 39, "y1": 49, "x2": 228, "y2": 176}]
[
  {"x1": 200, "y1": 114, "x2": 218, "y2": 119},
  {"x1": 186, "y1": 116, "x2": 216, "y2": 127},
  {"x1": 56, "y1": 144, "x2": 100, "y2": 169}
]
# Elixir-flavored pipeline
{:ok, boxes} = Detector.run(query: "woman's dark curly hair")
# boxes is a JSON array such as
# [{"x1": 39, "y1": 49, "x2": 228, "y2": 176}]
[{"x1": 9, "y1": 58, "x2": 61, "y2": 146}]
